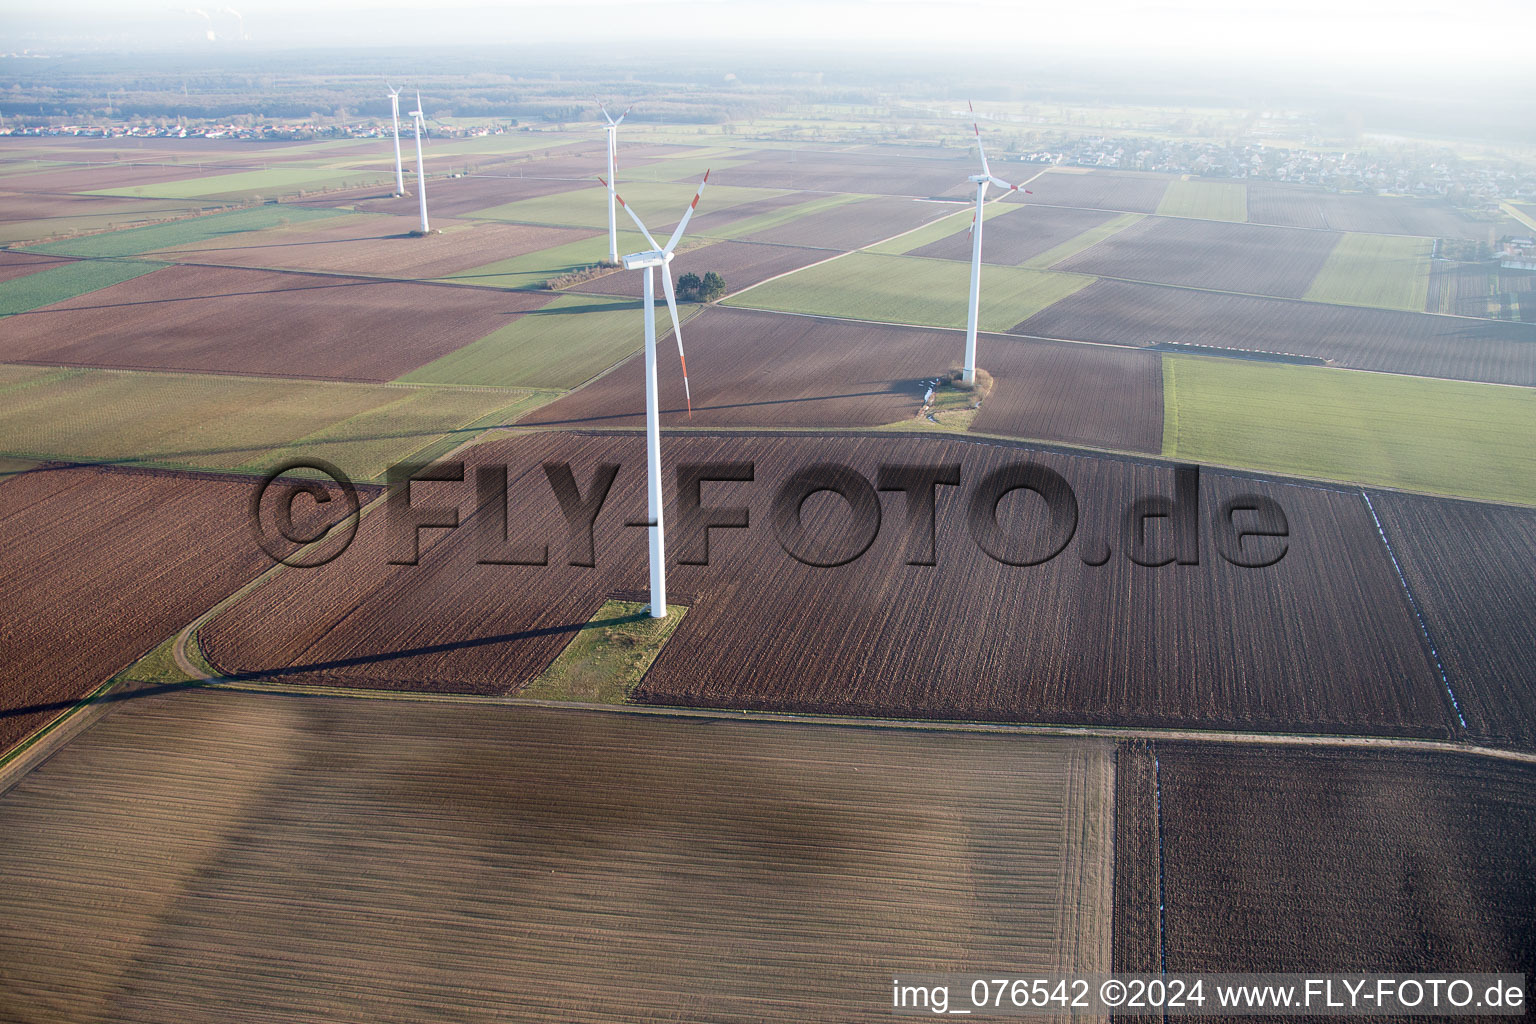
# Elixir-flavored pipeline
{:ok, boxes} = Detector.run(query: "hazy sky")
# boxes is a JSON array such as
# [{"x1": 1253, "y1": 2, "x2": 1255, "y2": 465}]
[{"x1": 6, "y1": 0, "x2": 1535, "y2": 74}]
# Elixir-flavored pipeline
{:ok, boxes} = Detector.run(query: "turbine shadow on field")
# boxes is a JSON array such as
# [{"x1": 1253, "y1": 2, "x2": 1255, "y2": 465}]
[
  {"x1": 528, "y1": 387, "x2": 910, "y2": 426},
  {"x1": 0, "y1": 615, "x2": 646, "y2": 721}
]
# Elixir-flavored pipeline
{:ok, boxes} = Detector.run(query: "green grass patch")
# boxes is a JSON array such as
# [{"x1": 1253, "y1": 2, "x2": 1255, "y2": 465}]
[
  {"x1": 0, "y1": 368, "x2": 534, "y2": 481},
  {"x1": 87, "y1": 166, "x2": 395, "y2": 201},
  {"x1": 725, "y1": 251, "x2": 1093, "y2": 332},
  {"x1": 1024, "y1": 212, "x2": 1145, "y2": 269},
  {"x1": 400, "y1": 293, "x2": 698, "y2": 389},
  {"x1": 863, "y1": 201, "x2": 1007, "y2": 255},
  {"x1": 1156, "y1": 179, "x2": 1247, "y2": 222},
  {"x1": 1163, "y1": 355, "x2": 1536, "y2": 505},
  {"x1": 466, "y1": 180, "x2": 786, "y2": 231},
  {"x1": 0, "y1": 258, "x2": 164, "y2": 315},
  {"x1": 701, "y1": 192, "x2": 869, "y2": 240},
  {"x1": 516, "y1": 600, "x2": 688, "y2": 704},
  {"x1": 25, "y1": 205, "x2": 351, "y2": 259},
  {"x1": 1304, "y1": 233, "x2": 1432, "y2": 311},
  {"x1": 122, "y1": 635, "x2": 197, "y2": 686}
]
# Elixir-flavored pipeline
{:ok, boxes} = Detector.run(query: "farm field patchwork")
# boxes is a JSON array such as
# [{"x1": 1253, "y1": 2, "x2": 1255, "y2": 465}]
[
  {"x1": 201, "y1": 430, "x2": 1451, "y2": 740},
  {"x1": 713, "y1": 147, "x2": 977, "y2": 198},
  {"x1": 1369, "y1": 493, "x2": 1536, "y2": 748},
  {"x1": 692, "y1": 192, "x2": 867, "y2": 241},
  {"x1": 1003, "y1": 168, "x2": 1171, "y2": 214},
  {"x1": 0, "y1": 256, "x2": 163, "y2": 315},
  {"x1": 0, "y1": 250, "x2": 74, "y2": 283},
  {"x1": 1161, "y1": 355, "x2": 1536, "y2": 505},
  {"x1": 0, "y1": 693, "x2": 1113, "y2": 1023},
  {"x1": 436, "y1": 230, "x2": 648, "y2": 291},
  {"x1": 1426, "y1": 261, "x2": 1536, "y2": 321},
  {"x1": 1304, "y1": 232, "x2": 1433, "y2": 311},
  {"x1": 0, "y1": 191, "x2": 226, "y2": 245},
  {"x1": 726, "y1": 251, "x2": 1095, "y2": 331},
  {"x1": 329, "y1": 174, "x2": 589, "y2": 218},
  {"x1": 399, "y1": 292, "x2": 692, "y2": 390},
  {"x1": 1247, "y1": 182, "x2": 1512, "y2": 239},
  {"x1": 466, "y1": 180, "x2": 786, "y2": 232},
  {"x1": 24, "y1": 203, "x2": 352, "y2": 258},
  {"x1": 907, "y1": 204, "x2": 1124, "y2": 266},
  {"x1": 1014, "y1": 278, "x2": 1536, "y2": 386},
  {"x1": 0, "y1": 367, "x2": 540, "y2": 479},
  {"x1": 86, "y1": 164, "x2": 397, "y2": 202},
  {"x1": 150, "y1": 213, "x2": 593, "y2": 280},
  {"x1": 735, "y1": 195, "x2": 947, "y2": 250},
  {"x1": 0, "y1": 465, "x2": 300, "y2": 756},
  {"x1": 0, "y1": 264, "x2": 556, "y2": 382},
  {"x1": 1151, "y1": 744, "x2": 1535, "y2": 976},
  {"x1": 1154, "y1": 179, "x2": 1247, "y2": 222},
  {"x1": 1053, "y1": 216, "x2": 1337, "y2": 297}
]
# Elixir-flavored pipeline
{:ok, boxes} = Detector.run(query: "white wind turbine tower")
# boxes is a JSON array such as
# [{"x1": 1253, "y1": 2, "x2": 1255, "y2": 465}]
[
  {"x1": 407, "y1": 90, "x2": 429, "y2": 233},
  {"x1": 605, "y1": 170, "x2": 709, "y2": 618},
  {"x1": 599, "y1": 102, "x2": 634, "y2": 265},
  {"x1": 386, "y1": 82, "x2": 405, "y2": 196},
  {"x1": 961, "y1": 100, "x2": 1030, "y2": 386}
]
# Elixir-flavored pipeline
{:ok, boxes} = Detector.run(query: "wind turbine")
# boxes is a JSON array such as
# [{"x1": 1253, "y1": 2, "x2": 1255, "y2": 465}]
[
  {"x1": 407, "y1": 90, "x2": 429, "y2": 234},
  {"x1": 599, "y1": 102, "x2": 633, "y2": 264},
  {"x1": 961, "y1": 101, "x2": 1030, "y2": 386},
  {"x1": 604, "y1": 170, "x2": 709, "y2": 618},
  {"x1": 385, "y1": 82, "x2": 405, "y2": 196}
]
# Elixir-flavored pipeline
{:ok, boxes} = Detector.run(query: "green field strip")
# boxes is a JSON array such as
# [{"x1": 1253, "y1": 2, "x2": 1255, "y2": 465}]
[
  {"x1": 0, "y1": 258, "x2": 165, "y2": 315},
  {"x1": 1156, "y1": 179, "x2": 1247, "y2": 222},
  {"x1": 400, "y1": 292, "x2": 700, "y2": 389},
  {"x1": 700, "y1": 192, "x2": 870, "y2": 240},
  {"x1": 437, "y1": 229, "x2": 653, "y2": 291},
  {"x1": 24, "y1": 205, "x2": 352, "y2": 259},
  {"x1": 863, "y1": 201, "x2": 1009, "y2": 255},
  {"x1": 516, "y1": 600, "x2": 689, "y2": 704},
  {"x1": 1024, "y1": 212, "x2": 1146, "y2": 269},
  {"x1": 230, "y1": 385, "x2": 549, "y2": 482},
  {"x1": 464, "y1": 180, "x2": 788, "y2": 231},
  {"x1": 723, "y1": 251, "x2": 1095, "y2": 332},
  {"x1": 87, "y1": 166, "x2": 395, "y2": 201},
  {"x1": 1303, "y1": 233, "x2": 1432, "y2": 311},
  {"x1": 0, "y1": 367, "x2": 529, "y2": 481},
  {"x1": 1162, "y1": 355, "x2": 1536, "y2": 506}
]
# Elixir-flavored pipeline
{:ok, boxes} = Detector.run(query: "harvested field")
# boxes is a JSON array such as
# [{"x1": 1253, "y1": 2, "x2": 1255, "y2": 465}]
[
  {"x1": 716, "y1": 148, "x2": 974, "y2": 197},
  {"x1": 683, "y1": 191, "x2": 831, "y2": 239},
  {"x1": 1426, "y1": 261, "x2": 1536, "y2": 321},
  {"x1": 1304, "y1": 233, "x2": 1433, "y2": 311},
  {"x1": 0, "y1": 264, "x2": 555, "y2": 382},
  {"x1": 908, "y1": 204, "x2": 1122, "y2": 266},
  {"x1": 0, "y1": 161, "x2": 217, "y2": 194},
  {"x1": 0, "y1": 465, "x2": 305, "y2": 756},
  {"x1": 1111, "y1": 741, "x2": 1160, "y2": 975},
  {"x1": 0, "y1": 693, "x2": 1113, "y2": 1024},
  {"x1": 202, "y1": 430, "x2": 1450, "y2": 739},
  {"x1": 151, "y1": 213, "x2": 593, "y2": 280},
  {"x1": 1247, "y1": 182, "x2": 1510, "y2": 239},
  {"x1": 567, "y1": 240, "x2": 828, "y2": 299},
  {"x1": 1053, "y1": 217, "x2": 1337, "y2": 298},
  {"x1": 0, "y1": 366, "x2": 544, "y2": 480},
  {"x1": 1369, "y1": 492, "x2": 1536, "y2": 747},
  {"x1": 737, "y1": 195, "x2": 946, "y2": 250},
  {"x1": 974, "y1": 337, "x2": 1163, "y2": 453},
  {"x1": 345, "y1": 174, "x2": 590, "y2": 218},
  {"x1": 1003, "y1": 169, "x2": 1171, "y2": 214},
  {"x1": 1154, "y1": 744, "x2": 1535, "y2": 980},
  {"x1": 523, "y1": 305, "x2": 1162, "y2": 449},
  {"x1": 1014, "y1": 279, "x2": 1536, "y2": 386},
  {"x1": 729, "y1": 251, "x2": 1094, "y2": 332}
]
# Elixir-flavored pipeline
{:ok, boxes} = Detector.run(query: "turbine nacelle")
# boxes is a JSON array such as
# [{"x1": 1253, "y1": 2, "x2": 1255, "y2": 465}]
[{"x1": 621, "y1": 250, "x2": 671, "y2": 271}]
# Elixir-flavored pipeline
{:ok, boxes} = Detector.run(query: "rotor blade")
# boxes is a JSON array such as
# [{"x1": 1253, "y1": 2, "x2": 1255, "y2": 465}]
[
  {"x1": 615, "y1": 103, "x2": 633, "y2": 126},
  {"x1": 663, "y1": 170, "x2": 710, "y2": 254},
  {"x1": 969, "y1": 99, "x2": 992, "y2": 178},
  {"x1": 660, "y1": 270, "x2": 692, "y2": 417},
  {"x1": 598, "y1": 101, "x2": 614, "y2": 125},
  {"x1": 988, "y1": 175, "x2": 1015, "y2": 191},
  {"x1": 599, "y1": 176, "x2": 661, "y2": 251}
]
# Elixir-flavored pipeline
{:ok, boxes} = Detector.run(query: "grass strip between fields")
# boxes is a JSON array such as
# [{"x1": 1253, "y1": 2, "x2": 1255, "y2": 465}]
[
  {"x1": 702, "y1": 192, "x2": 871, "y2": 240},
  {"x1": 1162, "y1": 354, "x2": 1536, "y2": 506},
  {"x1": 1023, "y1": 212, "x2": 1146, "y2": 269},
  {"x1": 1303, "y1": 233, "x2": 1433, "y2": 312},
  {"x1": 515, "y1": 600, "x2": 689, "y2": 704},
  {"x1": 862, "y1": 200, "x2": 1009, "y2": 255}
]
